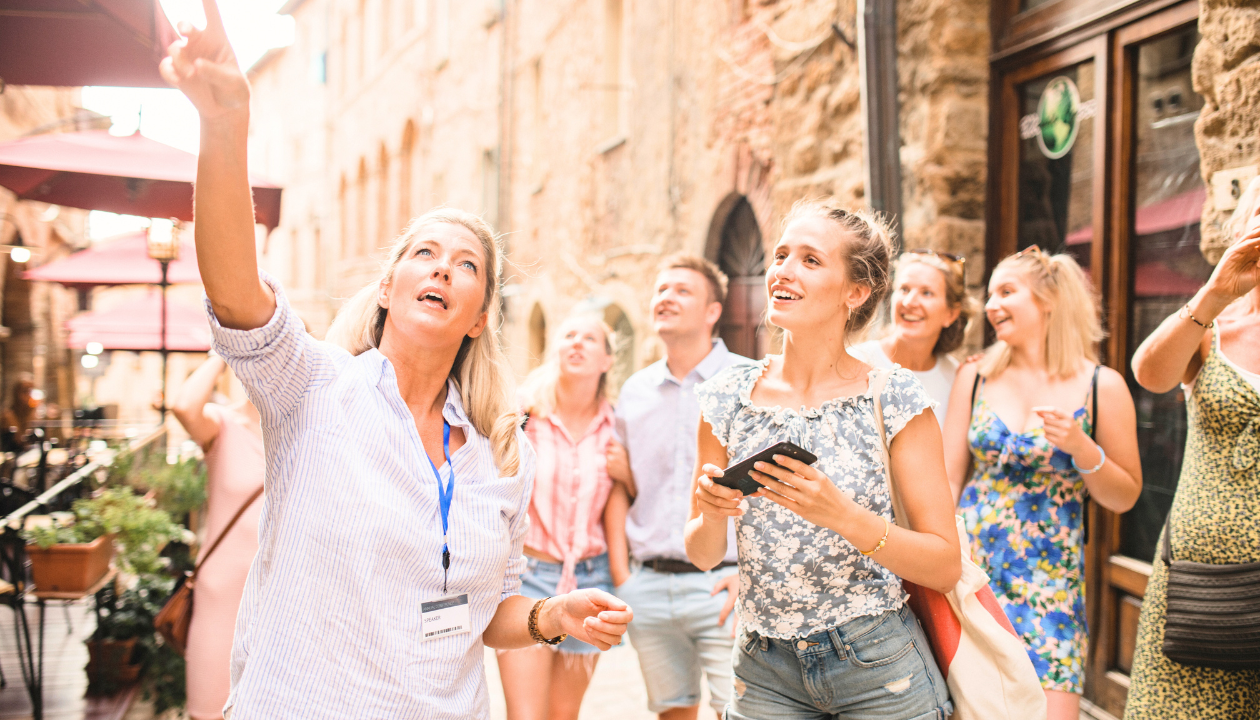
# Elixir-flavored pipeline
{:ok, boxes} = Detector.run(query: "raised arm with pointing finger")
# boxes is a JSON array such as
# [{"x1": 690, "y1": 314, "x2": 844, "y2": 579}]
[
  {"x1": 158, "y1": 5, "x2": 631, "y2": 719},
  {"x1": 159, "y1": 0, "x2": 274, "y2": 331}
]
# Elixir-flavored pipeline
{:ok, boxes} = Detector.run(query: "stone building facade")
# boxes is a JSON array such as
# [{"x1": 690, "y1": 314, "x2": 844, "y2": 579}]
[
  {"x1": 0, "y1": 87, "x2": 92, "y2": 433},
  {"x1": 249, "y1": 0, "x2": 1259, "y2": 713}
]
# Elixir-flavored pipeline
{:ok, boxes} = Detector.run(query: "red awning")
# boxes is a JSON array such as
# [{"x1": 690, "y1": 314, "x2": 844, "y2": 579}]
[
  {"x1": 1134, "y1": 261, "x2": 1207, "y2": 298},
  {"x1": 0, "y1": 0, "x2": 178, "y2": 88},
  {"x1": 67, "y1": 292, "x2": 210, "y2": 352},
  {"x1": 1065, "y1": 186, "x2": 1206, "y2": 246},
  {"x1": 0, "y1": 130, "x2": 282, "y2": 231},
  {"x1": 24, "y1": 231, "x2": 201, "y2": 288}
]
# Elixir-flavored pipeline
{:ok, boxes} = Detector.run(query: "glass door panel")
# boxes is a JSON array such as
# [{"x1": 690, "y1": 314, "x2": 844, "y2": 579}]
[
  {"x1": 1017, "y1": 61, "x2": 1097, "y2": 276},
  {"x1": 1121, "y1": 25, "x2": 1210, "y2": 563}
]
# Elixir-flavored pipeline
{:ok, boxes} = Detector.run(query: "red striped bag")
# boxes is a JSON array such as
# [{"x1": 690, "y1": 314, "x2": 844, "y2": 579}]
[{"x1": 871, "y1": 369, "x2": 1046, "y2": 720}]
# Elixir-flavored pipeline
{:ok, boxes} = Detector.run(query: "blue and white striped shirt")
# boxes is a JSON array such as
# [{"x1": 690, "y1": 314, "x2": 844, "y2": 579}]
[{"x1": 209, "y1": 274, "x2": 535, "y2": 720}]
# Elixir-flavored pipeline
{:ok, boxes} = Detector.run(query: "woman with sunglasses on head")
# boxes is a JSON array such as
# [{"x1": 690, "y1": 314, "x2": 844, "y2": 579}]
[
  {"x1": 851, "y1": 249, "x2": 978, "y2": 428},
  {"x1": 1122, "y1": 179, "x2": 1260, "y2": 720},
  {"x1": 942, "y1": 246, "x2": 1143, "y2": 720},
  {"x1": 497, "y1": 313, "x2": 619, "y2": 720},
  {"x1": 159, "y1": 3, "x2": 631, "y2": 718},
  {"x1": 686, "y1": 201, "x2": 960, "y2": 720}
]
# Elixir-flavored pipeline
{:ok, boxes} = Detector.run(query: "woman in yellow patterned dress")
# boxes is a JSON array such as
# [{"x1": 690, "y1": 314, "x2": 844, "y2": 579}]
[{"x1": 1125, "y1": 181, "x2": 1260, "y2": 720}]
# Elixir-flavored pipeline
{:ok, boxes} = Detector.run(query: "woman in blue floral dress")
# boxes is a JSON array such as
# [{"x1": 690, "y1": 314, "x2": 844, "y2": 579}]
[{"x1": 943, "y1": 247, "x2": 1144, "y2": 720}]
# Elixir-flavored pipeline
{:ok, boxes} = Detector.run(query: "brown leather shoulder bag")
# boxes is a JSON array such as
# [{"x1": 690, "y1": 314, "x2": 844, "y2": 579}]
[{"x1": 155, "y1": 486, "x2": 263, "y2": 656}]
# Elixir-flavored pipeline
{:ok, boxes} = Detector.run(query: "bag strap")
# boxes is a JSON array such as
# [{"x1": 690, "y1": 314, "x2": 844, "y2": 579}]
[
  {"x1": 970, "y1": 371, "x2": 982, "y2": 411},
  {"x1": 1089, "y1": 364, "x2": 1101, "y2": 440},
  {"x1": 868, "y1": 368, "x2": 909, "y2": 529},
  {"x1": 1081, "y1": 364, "x2": 1101, "y2": 544},
  {"x1": 193, "y1": 485, "x2": 264, "y2": 577},
  {"x1": 1161, "y1": 509, "x2": 1174, "y2": 566}
]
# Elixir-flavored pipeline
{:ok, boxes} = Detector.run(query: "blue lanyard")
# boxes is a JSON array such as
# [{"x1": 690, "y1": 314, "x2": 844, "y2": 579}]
[{"x1": 426, "y1": 421, "x2": 454, "y2": 592}]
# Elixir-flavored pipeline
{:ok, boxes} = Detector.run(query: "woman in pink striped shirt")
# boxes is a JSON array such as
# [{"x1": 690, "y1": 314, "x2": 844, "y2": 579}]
[{"x1": 498, "y1": 313, "x2": 619, "y2": 720}]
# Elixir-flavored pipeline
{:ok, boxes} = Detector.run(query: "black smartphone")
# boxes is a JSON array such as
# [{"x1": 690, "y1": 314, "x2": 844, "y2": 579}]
[{"x1": 713, "y1": 441, "x2": 818, "y2": 497}]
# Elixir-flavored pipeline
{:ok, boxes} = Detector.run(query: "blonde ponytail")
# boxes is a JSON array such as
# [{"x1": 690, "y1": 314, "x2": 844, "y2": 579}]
[
  {"x1": 979, "y1": 250, "x2": 1104, "y2": 379},
  {"x1": 326, "y1": 209, "x2": 522, "y2": 476}
]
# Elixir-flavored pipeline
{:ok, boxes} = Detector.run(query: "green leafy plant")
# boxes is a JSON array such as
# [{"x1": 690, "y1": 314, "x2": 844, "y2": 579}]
[
  {"x1": 89, "y1": 575, "x2": 180, "y2": 697},
  {"x1": 79, "y1": 488, "x2": 186, "y2": 576},
  {"x1": 22, "y1": 521, "x2": 104, "y2": 549},
  {"x1": 23, "y1": 488, "x2": 186, "y2": 576},
  {"x1": 109, "y1": 450, "x2": 207, "y2": 519}
]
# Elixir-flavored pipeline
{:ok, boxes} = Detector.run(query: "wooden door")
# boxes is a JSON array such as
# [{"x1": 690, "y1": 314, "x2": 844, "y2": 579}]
[
  {"x1": 1091, "y1": 6, "x2": 1205, "y2": 714},
  {"x1": 715, "y1": 196, "x2": 769, "y2": 360},
  {"x1": 988, "y1": 3, "x2": 1204, "y2": 715}
]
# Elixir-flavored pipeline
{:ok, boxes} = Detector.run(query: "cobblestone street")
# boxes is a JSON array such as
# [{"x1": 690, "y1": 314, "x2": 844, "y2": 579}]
[{"x1": 485, "y1": 639, "x2": 714, "y2": 720}]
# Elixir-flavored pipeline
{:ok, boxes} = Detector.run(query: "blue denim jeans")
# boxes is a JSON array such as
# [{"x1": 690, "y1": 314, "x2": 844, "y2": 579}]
[
  {"x1": 519, "y1": 554, "x2": 612, "y2": 655},
  {"x1": 726, "y1": 604, "x2": 953, "y2": 720}
]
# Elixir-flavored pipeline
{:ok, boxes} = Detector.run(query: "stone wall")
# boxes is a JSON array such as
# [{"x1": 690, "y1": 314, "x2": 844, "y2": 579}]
[
  {"x1": 0, "y1": 87, "x2": 90, "y2": 419},
  {"x1": 899, "y1": 0, "x2": 990, "y2": 346},
  {"x1": 1193, "y1": 0, "x2": 1260, "y2": 262},
  {"x1": 252, "y1": 0, "x2": 999, "y2": 374}
]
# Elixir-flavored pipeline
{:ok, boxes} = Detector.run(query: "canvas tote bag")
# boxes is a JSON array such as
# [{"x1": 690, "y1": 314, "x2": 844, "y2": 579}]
[{"x1": 870, "y1": 368, "x2": 1046, "y2": 720}]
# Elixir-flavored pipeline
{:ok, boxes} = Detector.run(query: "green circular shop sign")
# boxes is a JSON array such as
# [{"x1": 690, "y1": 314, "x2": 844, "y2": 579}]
[{"x1": 1036, "y1": 76, "x2": 1081, "y2": 160}]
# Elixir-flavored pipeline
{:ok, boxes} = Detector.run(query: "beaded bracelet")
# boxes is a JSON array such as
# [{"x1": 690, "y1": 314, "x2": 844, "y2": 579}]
[
  {"x1": 1072, "y1": 444, "x2": 1106, "y2": 474},
  {"x1": 861, "y1": 517, "x2": 890, "y2": 556},
  {"x1": 1179, "y1": 304, "x2": 1215, "y2": 329},
  {"x1": 528, "y1": 597, "x2": 567, "y2": 646}
]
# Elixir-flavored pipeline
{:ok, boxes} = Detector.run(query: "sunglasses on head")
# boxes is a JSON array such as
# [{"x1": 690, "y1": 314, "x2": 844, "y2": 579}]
[{"x1": 907, "y1": 248, "x2": 966, "y2": 269}]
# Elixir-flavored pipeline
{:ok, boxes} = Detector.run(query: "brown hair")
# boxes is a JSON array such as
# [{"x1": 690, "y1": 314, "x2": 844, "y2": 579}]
[
  {"x1": 894, "y1": 252, "x2": 978, "y2": 356},
  {"x1": 658, "y1": 252, "x2": 729, "y2": 305},
  {"x1": 780, "y1": 200, "x2": 895, "y2": 337}
]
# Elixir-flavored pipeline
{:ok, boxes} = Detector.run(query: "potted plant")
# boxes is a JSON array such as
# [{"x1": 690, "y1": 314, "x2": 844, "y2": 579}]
[
  {"x1": 22, "y1": 513, "x2": 113, "y2": 595},
  {"x1": 87, "y1": 576, "x2": 173, "y2": 693},
  {"x1": 22, "y1": 487, "x2": 187, "y2": 594}
]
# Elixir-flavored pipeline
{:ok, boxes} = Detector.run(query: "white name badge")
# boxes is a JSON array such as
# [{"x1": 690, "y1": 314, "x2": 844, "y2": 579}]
[{"x1": 422, "y1": 594, "x2": 471, "y2": 641}]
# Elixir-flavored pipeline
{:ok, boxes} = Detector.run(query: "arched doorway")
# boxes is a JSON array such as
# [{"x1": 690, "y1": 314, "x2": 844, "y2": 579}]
[
  {"x1": 709, "y1": 195, "x2": 768, "y2": 359},
  {"x1": 602, "y1": 303, "x2": 635, "y2": 395},
  {"x1": 528, "y1": 303, "x2": 546, "y2": 370}
]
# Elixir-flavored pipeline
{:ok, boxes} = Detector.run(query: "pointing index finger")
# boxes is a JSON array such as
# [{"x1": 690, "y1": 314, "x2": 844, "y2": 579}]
[{"x1": 201, "y1": 0, "x2": 226, "y2": 33}]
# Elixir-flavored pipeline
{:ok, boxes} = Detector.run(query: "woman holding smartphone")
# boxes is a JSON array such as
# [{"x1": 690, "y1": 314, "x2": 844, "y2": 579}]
[
  {"x1": 159, "y1": 4, "x2": 630, "y2": 718},
  {"x1": 942, "y1": 247, "x2": 1142, "y2": 720},
  {"x1": 685, "y1": 201, "x2": 960, "y2": 720}
]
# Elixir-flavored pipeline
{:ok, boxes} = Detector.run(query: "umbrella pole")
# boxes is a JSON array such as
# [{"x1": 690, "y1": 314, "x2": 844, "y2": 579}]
[{"x1": 160, "y1": 260, "x2": 169, "y2": 422}]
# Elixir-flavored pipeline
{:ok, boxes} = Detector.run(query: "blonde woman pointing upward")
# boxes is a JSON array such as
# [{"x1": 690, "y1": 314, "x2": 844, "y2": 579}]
[{"x1": 159, "y1": 4, "x2": 631, "y2": 719}]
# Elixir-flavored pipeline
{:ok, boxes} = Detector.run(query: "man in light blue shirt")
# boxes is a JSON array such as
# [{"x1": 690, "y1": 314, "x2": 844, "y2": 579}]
[{"x1": 606, "y1": 253, "x2": 751, "y2": 719}]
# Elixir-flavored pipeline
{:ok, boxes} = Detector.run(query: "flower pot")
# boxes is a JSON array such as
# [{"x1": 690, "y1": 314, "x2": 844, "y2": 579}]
[
  {"x1": 26, "y1": 534, "x2": 114, "y2": 594},
  {"x1": 86, "y1": 638, "x2": 142, "y2": 689}
]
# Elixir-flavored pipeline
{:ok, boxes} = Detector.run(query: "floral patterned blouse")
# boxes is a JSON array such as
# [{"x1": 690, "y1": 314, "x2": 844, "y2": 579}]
[{"x1": 697, "y1": 359, "x2": 935, "y2": 639}]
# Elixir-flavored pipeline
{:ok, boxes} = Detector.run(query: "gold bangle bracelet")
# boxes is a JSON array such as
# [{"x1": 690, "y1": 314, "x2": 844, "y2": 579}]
[
  {"x1": 1179, "y1": 304, "x2": 1215, "y2": 329},
  {"x1": 861, "y1": 517, "x2": 890, "y2": 556}
]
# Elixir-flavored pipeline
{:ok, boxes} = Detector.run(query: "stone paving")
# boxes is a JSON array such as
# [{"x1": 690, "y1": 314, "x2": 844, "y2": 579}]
[{"x1": 485, "y1": 639, "x2": 715, "y2": 720}]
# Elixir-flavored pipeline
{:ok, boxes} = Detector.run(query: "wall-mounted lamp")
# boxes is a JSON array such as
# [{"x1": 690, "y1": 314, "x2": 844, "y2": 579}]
[{"x1": 0, "y1": 212, "x2": 30, "y2": 263}]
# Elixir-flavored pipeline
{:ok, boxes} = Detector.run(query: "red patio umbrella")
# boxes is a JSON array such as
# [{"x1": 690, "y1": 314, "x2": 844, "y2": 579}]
[
  {"x1": 0, "y1": 0, "x2": 178, "y2": 88},
  {"x1": 0, "y1": 130, "x2": 282, "y2": 231},
  {"x1": 23, "y1": 231, "x2": 201, "y2": 288},
  {"x1": 67, "y1": 293, "x2": 210, "y2": 352}
]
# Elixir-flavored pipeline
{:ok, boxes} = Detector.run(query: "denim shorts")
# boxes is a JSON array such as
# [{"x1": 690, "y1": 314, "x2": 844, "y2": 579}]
[
  {"x1": 726, "y1": 604, "x2": 953, "y2": 720},
  {"x1": 614, "y1": 564, "x2": 738, "y2": 716},
  {"x1": 518, "y1": 553, "x2": 613, "y2": 655}
]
